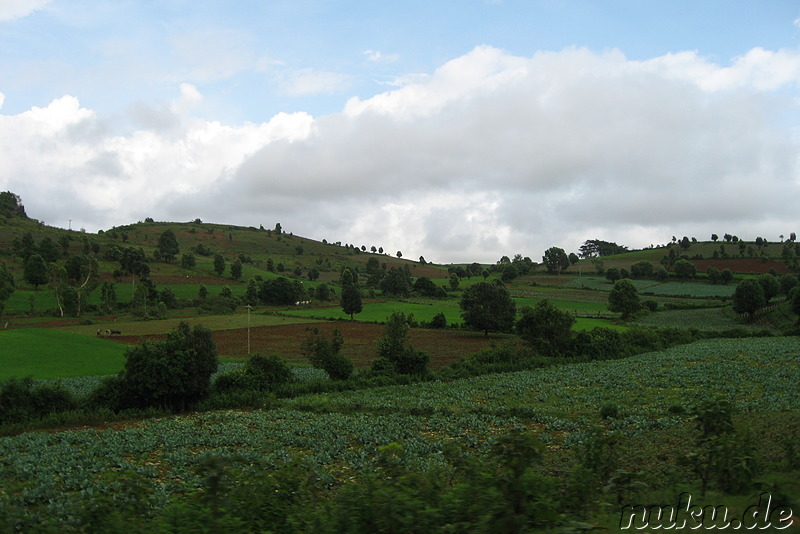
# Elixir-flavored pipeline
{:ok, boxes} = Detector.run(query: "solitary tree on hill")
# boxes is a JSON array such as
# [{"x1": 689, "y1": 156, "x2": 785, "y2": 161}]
[
  {"x1": 542, "y1": 247, "x2": 570, "y2": 275},
  {"x1": 733, "y1": 279, "x2": 765, "y2": 320},
  {"x1": 459, "y1": 281, "x2": 516, "y2": 337},
  {"x1": 213, "y1": 252, "x2": 226, "y2": 276},
  {"x1": 156, "y1": 230, "x2": 180, "y2": 262},
  {"x1": 608, "y1": 279, "x2": 640, "y2": 320},
  {"x1": 23, "y1": 254, "x2": 49, "y2": 290}
]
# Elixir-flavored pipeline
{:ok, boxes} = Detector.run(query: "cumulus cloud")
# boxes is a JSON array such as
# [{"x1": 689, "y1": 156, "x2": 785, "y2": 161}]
[
  {"x1": 2, "y1": 46, "x2": 799, "y2": 262},
  {"x1": 0, "y1": 0, "x2": 51, "y2": 21}
]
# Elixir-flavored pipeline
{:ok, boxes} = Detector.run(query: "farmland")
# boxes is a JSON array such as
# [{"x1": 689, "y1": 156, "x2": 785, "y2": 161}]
[
  {"x1": 1, "y1": 208, "x2": 800, "y2": 531},
  {"x1": 2, "y1": 337, "x2": 799, "y2": 530}
]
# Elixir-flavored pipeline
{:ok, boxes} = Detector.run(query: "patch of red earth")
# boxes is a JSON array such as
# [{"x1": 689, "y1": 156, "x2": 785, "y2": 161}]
[
  {"x1": 691, "y1": 259, "x2": 790, "y2": 275},
  {"x1": 108, "y1": 323, "x2": 503, "y2": 370}
]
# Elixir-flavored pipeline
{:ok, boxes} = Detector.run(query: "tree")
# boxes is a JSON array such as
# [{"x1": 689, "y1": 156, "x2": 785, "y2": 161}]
[
  {"x1": 756, "y1": 273, "x2": 779, "y2": 303},
  {"x1": 515, "y1": 300, "x2": 575, "y2": 357},
  {"x1": 605, "y1": 267, "x2": 621, "y2": 283},
  {"x1": 116, "y1": 322, "x2": 218, "y2": 412},
  {"x1": 449, "y1": 272, "x2": 461, "y2": 290},
  {"x1": 780, "y1": 274, "x2": 798, "y2": 296},
  {"x1": 155, "y1": 230, "x2": 180, "y2": 262},
  {"x1": 413, "y1": 276, "x2": 446, "y2": 298},
  {"x1": 711, "y1": 234, "x2": 719, "y2": 242},
  {"x1": 542, "y1": 247, "x2": 570, "y2": 275},
  {"x1": 630, "y1": 261, "x2": 653, "y2": 279},
  {"x1": 679, "y1": 236, "x2": 691, "y2": 251},
  {"x1": 37, "y1": 237, "x2": 60, "y2": 263},
  {"x1": 672, "y1": 259, "x2": 697, "y2": 280},
  {"x1": 230, "y1": 259, "x2": 243, "y2": 281},
  {"x1": 568, "y1": 252, "x2": 579, "y2": 266},
  {"x1": 260, "y1": 277, "x2": 304, "y2": 305},
  {"x1": 100, "y1": 280, "x2": 117, "y2": 313},
  {"x1": 459, "y1": 281, "x2": 516, "y2": 337},
  {"x1": 213, "y1": 252, "x2": 226, "y2": 276},
  {"x1": 23, "y1": 254, "x2": 48, "y2": 289},
  {"x1": 720, "y1": 268, "x2": 734, "y2": 284},
  {"x1": 47, "y1": 262, "x2": 69, "y2": 316},
  {"x1": 181, "y1": 253, "x2": 196, "y2": 269},
  {"x1": 0, "y1": 191, "x2": 27, "y2": 218},
  {"x1": 379, "y1": 268, "x2": 411, "y2": 297},
  {"x1": 301, "y1": 327, "x2": 353, "y2": 380},
  {"x1": 340, "y1": 284, "x2": 362, "y2": 320},
  {"x1": 579, "y1": 239, "x2": 628, "y2": 258},
  {"x1": 73, "y1": 255, "x2": 100, "y2": 317},
  {"x1": 0, "y1": 264, "x2": 14, "y2": 318},
  {"x1": 119, "y1": 247, "x2": 150, "y2": 287},
  {"x1": 372, "y1": 311, "x2": 429, "y2": 375},
  {"x1": 608, "y1": 279, "x2": 640, "y2": 320},
  {"x1": 789, "y1": 286, "x2": 800, "y2": 320},
  {"x1": 732, "y1": 279, "x2": 765, "y2": 320},
  {"x1": 707, "y1": 267, "x2": 721, "y2": 284}
]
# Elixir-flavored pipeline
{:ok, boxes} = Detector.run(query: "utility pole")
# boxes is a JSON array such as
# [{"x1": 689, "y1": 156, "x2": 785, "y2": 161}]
[{"x1": 245, "y1": 305, "x2": 253, "y2": 355}]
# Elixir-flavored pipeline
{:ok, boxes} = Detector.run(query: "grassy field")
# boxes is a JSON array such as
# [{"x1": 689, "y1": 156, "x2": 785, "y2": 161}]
[{"x1": 0, "y1": 329, "x2": 128, "y2": 380}]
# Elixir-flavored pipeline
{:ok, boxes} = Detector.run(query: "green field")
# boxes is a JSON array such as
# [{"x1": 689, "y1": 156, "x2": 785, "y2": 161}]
[
  {"x1": 1, "y1": 337, "x2": 798, "y2": 528},
  {"x1": 0, "y1": 329, "x2": 128, "y2": 380}
]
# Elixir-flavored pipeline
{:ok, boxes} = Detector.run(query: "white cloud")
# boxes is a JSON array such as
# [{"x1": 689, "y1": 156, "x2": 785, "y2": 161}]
[
  {"x1": 0, "y1": 0, "x2": 51, "y2": 21},
  {"x1": 277, "y1": 68, "x2": 351, "y2": 96},
  {"x1": 363, "y1": 49, "x2": 399, "y2": 64},
  {"x1": 2, "y1": 46, "x2": 799, "y2": 262}
]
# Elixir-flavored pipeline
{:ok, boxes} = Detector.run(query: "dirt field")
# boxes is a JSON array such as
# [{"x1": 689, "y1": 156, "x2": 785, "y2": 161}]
[{"x1": 112, "y1": 322, "x2": 506, "y2": 370}]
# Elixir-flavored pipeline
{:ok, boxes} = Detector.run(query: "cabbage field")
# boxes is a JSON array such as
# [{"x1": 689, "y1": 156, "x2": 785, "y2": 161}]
[{"x1": 2, "y1": 336, "x2": 798, "y2": 528}]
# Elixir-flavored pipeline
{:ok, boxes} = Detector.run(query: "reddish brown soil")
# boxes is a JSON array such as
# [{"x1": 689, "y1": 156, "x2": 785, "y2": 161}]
[
  {"x1": 691, "y1": 259, "x2": 790, "y2": 275},
  {"x1": 109, "y1": 323, "x2": 505, "y2": 370}
]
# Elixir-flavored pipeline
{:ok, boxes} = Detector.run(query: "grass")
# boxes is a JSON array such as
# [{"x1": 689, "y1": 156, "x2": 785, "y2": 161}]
[{"x1": 0, "y1": 329, "x2": 128, "y2": 380}]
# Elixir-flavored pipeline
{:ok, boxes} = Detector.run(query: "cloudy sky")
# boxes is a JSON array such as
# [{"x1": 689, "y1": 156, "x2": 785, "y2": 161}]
[{"x1": 2, "y1": 1, "x2": 800, "y2": 263}]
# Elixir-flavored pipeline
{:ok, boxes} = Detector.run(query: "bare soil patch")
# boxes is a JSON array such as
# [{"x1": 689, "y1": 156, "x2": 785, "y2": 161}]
[{"x1": 109, "y1": 322, "x2": 505, "y2": 370}]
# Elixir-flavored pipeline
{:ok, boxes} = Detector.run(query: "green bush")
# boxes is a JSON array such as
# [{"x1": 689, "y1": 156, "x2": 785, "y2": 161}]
[{"x1": 0, "y1": 377, "x2": 77, "y2": 424}]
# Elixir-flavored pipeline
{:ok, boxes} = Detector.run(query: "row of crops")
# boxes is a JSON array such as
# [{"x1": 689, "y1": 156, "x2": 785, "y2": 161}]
[{"x1": 2, "y1": 336, "x2": 798, "y2": 527}]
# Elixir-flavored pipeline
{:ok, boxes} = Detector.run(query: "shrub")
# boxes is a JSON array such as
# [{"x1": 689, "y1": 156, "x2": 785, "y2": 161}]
[
  {"x1": 301, "y1": 328, "x2": 354, "y2": 380},
  {"x1": 0, "y1": 377, "x2": 78, "y2": 424}
]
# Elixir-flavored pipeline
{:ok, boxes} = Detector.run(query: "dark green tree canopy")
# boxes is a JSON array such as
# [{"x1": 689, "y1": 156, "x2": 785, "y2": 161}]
[
  {"x1": 732, "y1": 279, "x2": 766, "y2": 319},
  {"x1": 515, "y1": 300, "x2": 575, "y2": 357},
  {"x1": 302, "y1": 327, "x2": 353, "y2": 380},
  {"x1": 459, "y1": 281, "x2": 516, "y2": 337},
  {"x1": 608, "y1": 278, "x2": 640, "y2": 320},
  {"x1": 0, "y1": 264, "x2": 15, "y2": 317},
  {"x1": 380, "y1": 267, "x2": 411, "y2": 297},
  {"x1": 23, "y1": 254, "x2": 49, "y2": 290},
  {"x1": 542, "y1": 247, "x2": 570, "y2": 275},
  {"x1": 756, "y1": 273, "x2": 779, "y2": 303},
  {"x1": 230, "y1": 259, "x2": 243, "y2": 281},
  {"x1": 372, "y1": 311, "x2": 429, "y2": 375},
  {"x1": 672, "y1": 259, "x2": 697, "y2": 280},
  {"x1": 579, "y1": 239, "x2": 628, "y2": 258},
  {"x1": 117, "y1": 321, "x2": 218, "y2": 412},
  {"x1": 156, "y1": 230, "x2": 180, "y2": 262},
  {"x1": 213, "y1": 252, "x2": 226, "y2": 276},
  {"x1": 0, "y1": 191, "x2": 27, "y2": 218},
  {"x1": 340, "y1": 284, "x2": 363, "y2": 320}
]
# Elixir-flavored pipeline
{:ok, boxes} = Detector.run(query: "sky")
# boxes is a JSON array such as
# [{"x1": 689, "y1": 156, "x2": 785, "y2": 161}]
[{"x1": 1, "y1": 1, "x2": 800, "y2": 264}]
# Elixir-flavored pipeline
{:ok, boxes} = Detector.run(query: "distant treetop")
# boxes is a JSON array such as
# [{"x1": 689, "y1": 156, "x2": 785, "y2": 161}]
[
  {"x1": 579, "y1": 239, "x2": 628, "y2": 258},
  {"x1": 0, "y1": 191, "x2": 27, "y2": 219}
]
